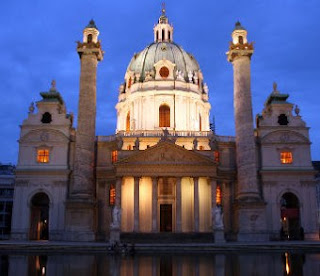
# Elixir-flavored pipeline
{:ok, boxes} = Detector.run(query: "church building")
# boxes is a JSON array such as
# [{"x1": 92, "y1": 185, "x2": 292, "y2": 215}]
[{"x1": 10, "y1": 8, "x2": 318, "y2": 242}]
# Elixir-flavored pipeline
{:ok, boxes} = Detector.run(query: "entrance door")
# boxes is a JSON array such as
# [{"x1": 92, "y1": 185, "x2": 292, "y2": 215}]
[
  {"x1": 29, "y1": 193, "x2": 49, "y2": 240},
  {"x1": 280, "y1": 192, "x2": 302, "y2": 240},
  {"x1": 160, "y1": 204, "x2": 172, "y2": 232}
]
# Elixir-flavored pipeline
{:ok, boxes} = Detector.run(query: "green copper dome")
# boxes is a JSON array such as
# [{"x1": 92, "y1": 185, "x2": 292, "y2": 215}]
[{"x1": 127, "y1": 42, "x2": 200, "y2": 82}]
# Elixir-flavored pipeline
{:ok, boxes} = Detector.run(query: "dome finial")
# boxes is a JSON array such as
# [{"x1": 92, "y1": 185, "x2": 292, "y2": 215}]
[{"x1": 162, "y1": 2, "x2": 166, "y2": 16}]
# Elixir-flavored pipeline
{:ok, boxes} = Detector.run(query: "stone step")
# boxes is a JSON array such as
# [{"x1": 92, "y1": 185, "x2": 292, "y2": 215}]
[{"x1": 120, "y1": 232, "x2": 214, "y2": 244}]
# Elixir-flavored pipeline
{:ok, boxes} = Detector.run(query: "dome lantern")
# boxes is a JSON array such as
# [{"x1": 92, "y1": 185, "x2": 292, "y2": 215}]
[{"x1": 153, "y1": 3, "x2": 174, "y2": 43}]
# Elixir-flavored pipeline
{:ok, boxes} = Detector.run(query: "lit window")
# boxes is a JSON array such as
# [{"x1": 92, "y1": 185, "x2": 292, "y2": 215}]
[
  {"x1": 127, "y1": 145, "x2": 132, "y2": 150},
  {"x1": 159, "y1": 104, "x2": 170, "y2": 127},
  {"x1": 111, "y1": 150, "x2": 118, "y2": 163},
  {"x1": 280, "y1": 152, "x2": 293, "y2": 164},
  {"x1": 199, "y1": 146, "x2": 204, "y2": 151},
  {"x1": 199, "y1": 114, "x2": 202, "y2": 131},
  {"x1": 109, "y1": 184, "x2": 115, "y2": 206},
  {"x1": 216, "y1": 184, "x2": 222, "y2": 205},
  {"x1": 37, "y1": 149, "x2": 49, "y2": 163},
  {"x1": 214, "y1": 151, "x2": 220, "y2": 163}
]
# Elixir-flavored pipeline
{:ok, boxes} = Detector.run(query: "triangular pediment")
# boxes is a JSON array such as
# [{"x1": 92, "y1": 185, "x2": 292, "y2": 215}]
[{"x1": 116, "y1": 141, "x2": 215, "y2": 167}]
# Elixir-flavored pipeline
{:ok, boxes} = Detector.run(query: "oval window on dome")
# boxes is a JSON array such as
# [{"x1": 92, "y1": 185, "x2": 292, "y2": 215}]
[{"x1": 159, "y1": 67, "x2": 170, "y2": 79}]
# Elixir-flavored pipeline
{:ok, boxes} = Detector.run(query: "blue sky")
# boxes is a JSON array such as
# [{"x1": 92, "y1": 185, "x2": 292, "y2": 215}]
[{"x1": 0, "y1": 0, "x2": 319, "y2": 163}]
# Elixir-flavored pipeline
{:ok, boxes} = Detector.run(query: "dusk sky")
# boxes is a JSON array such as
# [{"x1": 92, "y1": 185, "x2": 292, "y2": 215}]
[{"x1": 0, "y1": 0, "x2": 319, "y2": 164}]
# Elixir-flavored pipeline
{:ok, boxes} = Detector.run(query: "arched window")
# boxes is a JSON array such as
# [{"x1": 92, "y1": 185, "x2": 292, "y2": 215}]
[
  {"x1": 162, "y1": 29, "x2": 165, "y2": 41},
  {"x1": 168, "y1": 31, "x2": 171, "y2": 41},
  {"x1": 238, "y1": 36, "x2": 243, "y2": 44},
  {"x1": 87, "y1": 34, "x2": 93, "y2": 43},
  {"x1": 278, "y1": 114, "x2": 289, "y2": 125},
  {"x1": 126, "y1": 112, "x2": 130, "y2": 132},
  {"x1": 156, "y1": 31, "x2": 159, "y2": 41},
  {"x1": 159, "y1": 104, "x2": 170, "y2": 127},
  {"x1": 199, "y1": 114, "x2": 202, "y2": 131},
  {"x1": 128, "y1": 77, "x2": 132, "y2": 89}
]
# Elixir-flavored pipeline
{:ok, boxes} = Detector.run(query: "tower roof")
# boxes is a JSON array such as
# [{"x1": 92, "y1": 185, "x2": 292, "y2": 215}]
[
  {"x1": 86, "y1": 19, "x2": 98, "y2": 30},
  {"x1": 265, "y1": 82, "x2": 289, "y2": 106},
  {"x1": 234, "y1": 21, "x2": 246, "y2": 31},
  {"x1": 40, "y1": 80, "x2": 64, "y2": 105}
]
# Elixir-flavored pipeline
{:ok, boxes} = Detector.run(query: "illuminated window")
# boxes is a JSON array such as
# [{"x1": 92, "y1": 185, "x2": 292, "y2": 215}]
[
  {"x1": 214, "y1": 150, "x2": 220, "y2": 163},
  {"x1": 159, "y1": 104, "x2": 170, "y2": 127},
  {"x1": 238, "y1": 36, "x2": 243, "y2": 44},
  {"x1": 111, "y1": 150, "x2": 118, "y2": 163},
  {"x1": 280, "y1": 152, "x2": 293, "y2": 164},
  {"x1": 109, "y1": 184, "x2": 116, "y2": 206},
  {"x1": 127, "y1": 145, "x2": 132, "y2": 150},
  {"x1": 199, "y1": 145, "x2": 204, "y2": 151},
  {"x1": 216, "y1": 184, "x2": 222, "y2": 206},
  {"x1": 126, "y1": 112, "x2": 130, "y2": 132},
  {"x1": 37, "y1": 149, "x2": 49, "y2": 163},
  {"x1": 159, "y1": 67, "x2": 169, "y2": 79},
  {"x1": 199, "y1": 114, "x2": 202, "y2": 131}
]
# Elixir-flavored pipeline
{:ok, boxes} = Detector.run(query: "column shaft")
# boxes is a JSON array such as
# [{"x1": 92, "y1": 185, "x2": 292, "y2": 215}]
[
  {"x1": 134, "y1": 177, "x2": 140, "y2": 232},
  {"x1": 194, "y1": 177, "x2": 199, "y2": 232},
  {"x1": 210, "y1": 178, "x2": 217, "y2": 230},
  {"x1": 115, "y1": 178, "x2": 122, "y2": 208},
  {"x1": 152, "y1": 177, "x2": 158, "y2": 232},
  {"x1": 176, "y1": 177, "x2": 182, "y2": 232}
]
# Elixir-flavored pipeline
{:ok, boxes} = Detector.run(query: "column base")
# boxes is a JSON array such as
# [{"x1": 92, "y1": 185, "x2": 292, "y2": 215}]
[
  {"x1": 234, "y1": 200, "x2": 268, "y2": 242},
  {"x1": 64, "y1": 198, "x2": 97, "y2": 241},
  {"x1": 214, "y1": 229, "x2": 226, "y2": 243}
]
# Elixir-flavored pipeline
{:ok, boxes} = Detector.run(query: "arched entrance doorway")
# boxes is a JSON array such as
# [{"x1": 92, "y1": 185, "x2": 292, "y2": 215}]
[
  {"x1": 280, "y1": 192, "x2": 303, "y2": 240},
  {"x1": 29, "y1": 193, "x2": 49, "y2": 240}
]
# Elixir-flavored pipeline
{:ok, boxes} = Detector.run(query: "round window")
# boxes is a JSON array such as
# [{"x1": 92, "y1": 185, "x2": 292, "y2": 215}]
[{"x1": 159, "y1": 67, "x2": 170, "y2": 79}]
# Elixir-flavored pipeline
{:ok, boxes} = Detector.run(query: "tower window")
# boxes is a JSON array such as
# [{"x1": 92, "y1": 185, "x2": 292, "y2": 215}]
[
  {"x1": 168, "y1": 31, "x2": 171, "y2": 41},
  {"x1": 111, "y1": 150, "x2": 118, "y2": 163},
  {"x1": 162, "y1": 29, "x2": 165, "y2": 41},
  {"x1": 280, "y1": 152, "x2": 293, "y2": 164},
  {"x1": 37, "y1": 149, "x2": 49, "y2": 163},
  {"x1": 238, "y1": 36, "x2": 243, "y2": 44},
  {"x1": 278, "y1": 114, "x2": 289, "y2": 125},
  {"x1": 159, "y1": 66, "x2": 169, "y2": 79},
  {"x1": 87, "y1": 34, "x2": 93, "y2": 43},
  {"x1": 41, "y1": 112, "x2": 52, "y2": 124},
  {"x1": 126, "y1": 112, "x2": 130, "y2": 132},
  {"x1": 109, "y1": 184, "x2": 116, "y2": 206},
  {"x1": 159, "y1": 104, "x2": 170, "y2": 127},
  {"x1": 156, "y1": 31, "x2": 159, "y2": 41}
]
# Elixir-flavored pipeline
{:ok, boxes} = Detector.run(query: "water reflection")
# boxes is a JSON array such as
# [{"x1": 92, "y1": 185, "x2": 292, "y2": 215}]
[{"x1": 0, "y1": 252, "x2": 319, "y2": 276}]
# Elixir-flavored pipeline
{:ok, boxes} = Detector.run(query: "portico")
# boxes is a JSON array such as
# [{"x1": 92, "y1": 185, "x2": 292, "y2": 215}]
[{"x1": 113, "y1": 141, "x2": 217, "y2": 234}]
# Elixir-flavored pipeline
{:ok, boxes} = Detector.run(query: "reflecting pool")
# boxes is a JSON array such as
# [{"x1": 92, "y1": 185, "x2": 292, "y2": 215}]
[{"x1": 1, "y1": 252, "x2": 320, "y2": 275}]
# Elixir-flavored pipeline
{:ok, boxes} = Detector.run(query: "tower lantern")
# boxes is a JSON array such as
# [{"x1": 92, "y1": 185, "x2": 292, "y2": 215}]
[
  {"x1": 83, "y1": 19, "x2": 100, "y2": 43},
  {"x1": 231, "y1": 21, "x2": 248, "y2": 45},
  {"x1": 153, "y1": 3, "x2": 174, "y2": 42}
]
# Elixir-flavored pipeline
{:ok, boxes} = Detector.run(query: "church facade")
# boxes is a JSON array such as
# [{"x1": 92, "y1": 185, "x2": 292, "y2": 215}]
[{"x1": 10, "y1": 10, "x2": 318, "y2": 242}]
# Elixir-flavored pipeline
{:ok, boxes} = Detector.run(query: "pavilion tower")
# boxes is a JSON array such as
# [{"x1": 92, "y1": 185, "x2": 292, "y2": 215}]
[
  {"x1": 65, "y1": 20, "x2": 104, "y2": 241},
  {"x1": 227, "y1": 22, "x2": 267, "y2": 241}
]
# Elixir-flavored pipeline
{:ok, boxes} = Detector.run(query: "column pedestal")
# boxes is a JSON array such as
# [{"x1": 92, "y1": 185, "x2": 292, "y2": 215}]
[
  {"x1": 214, "y1": 229, "x2": 226, "y2": 244},
  {"x1": 235, "y1": 201, "x2": 268, "y2": 241},
  {"x1": 64, "y1": 199, "x2": 97, "y2": 241}
]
